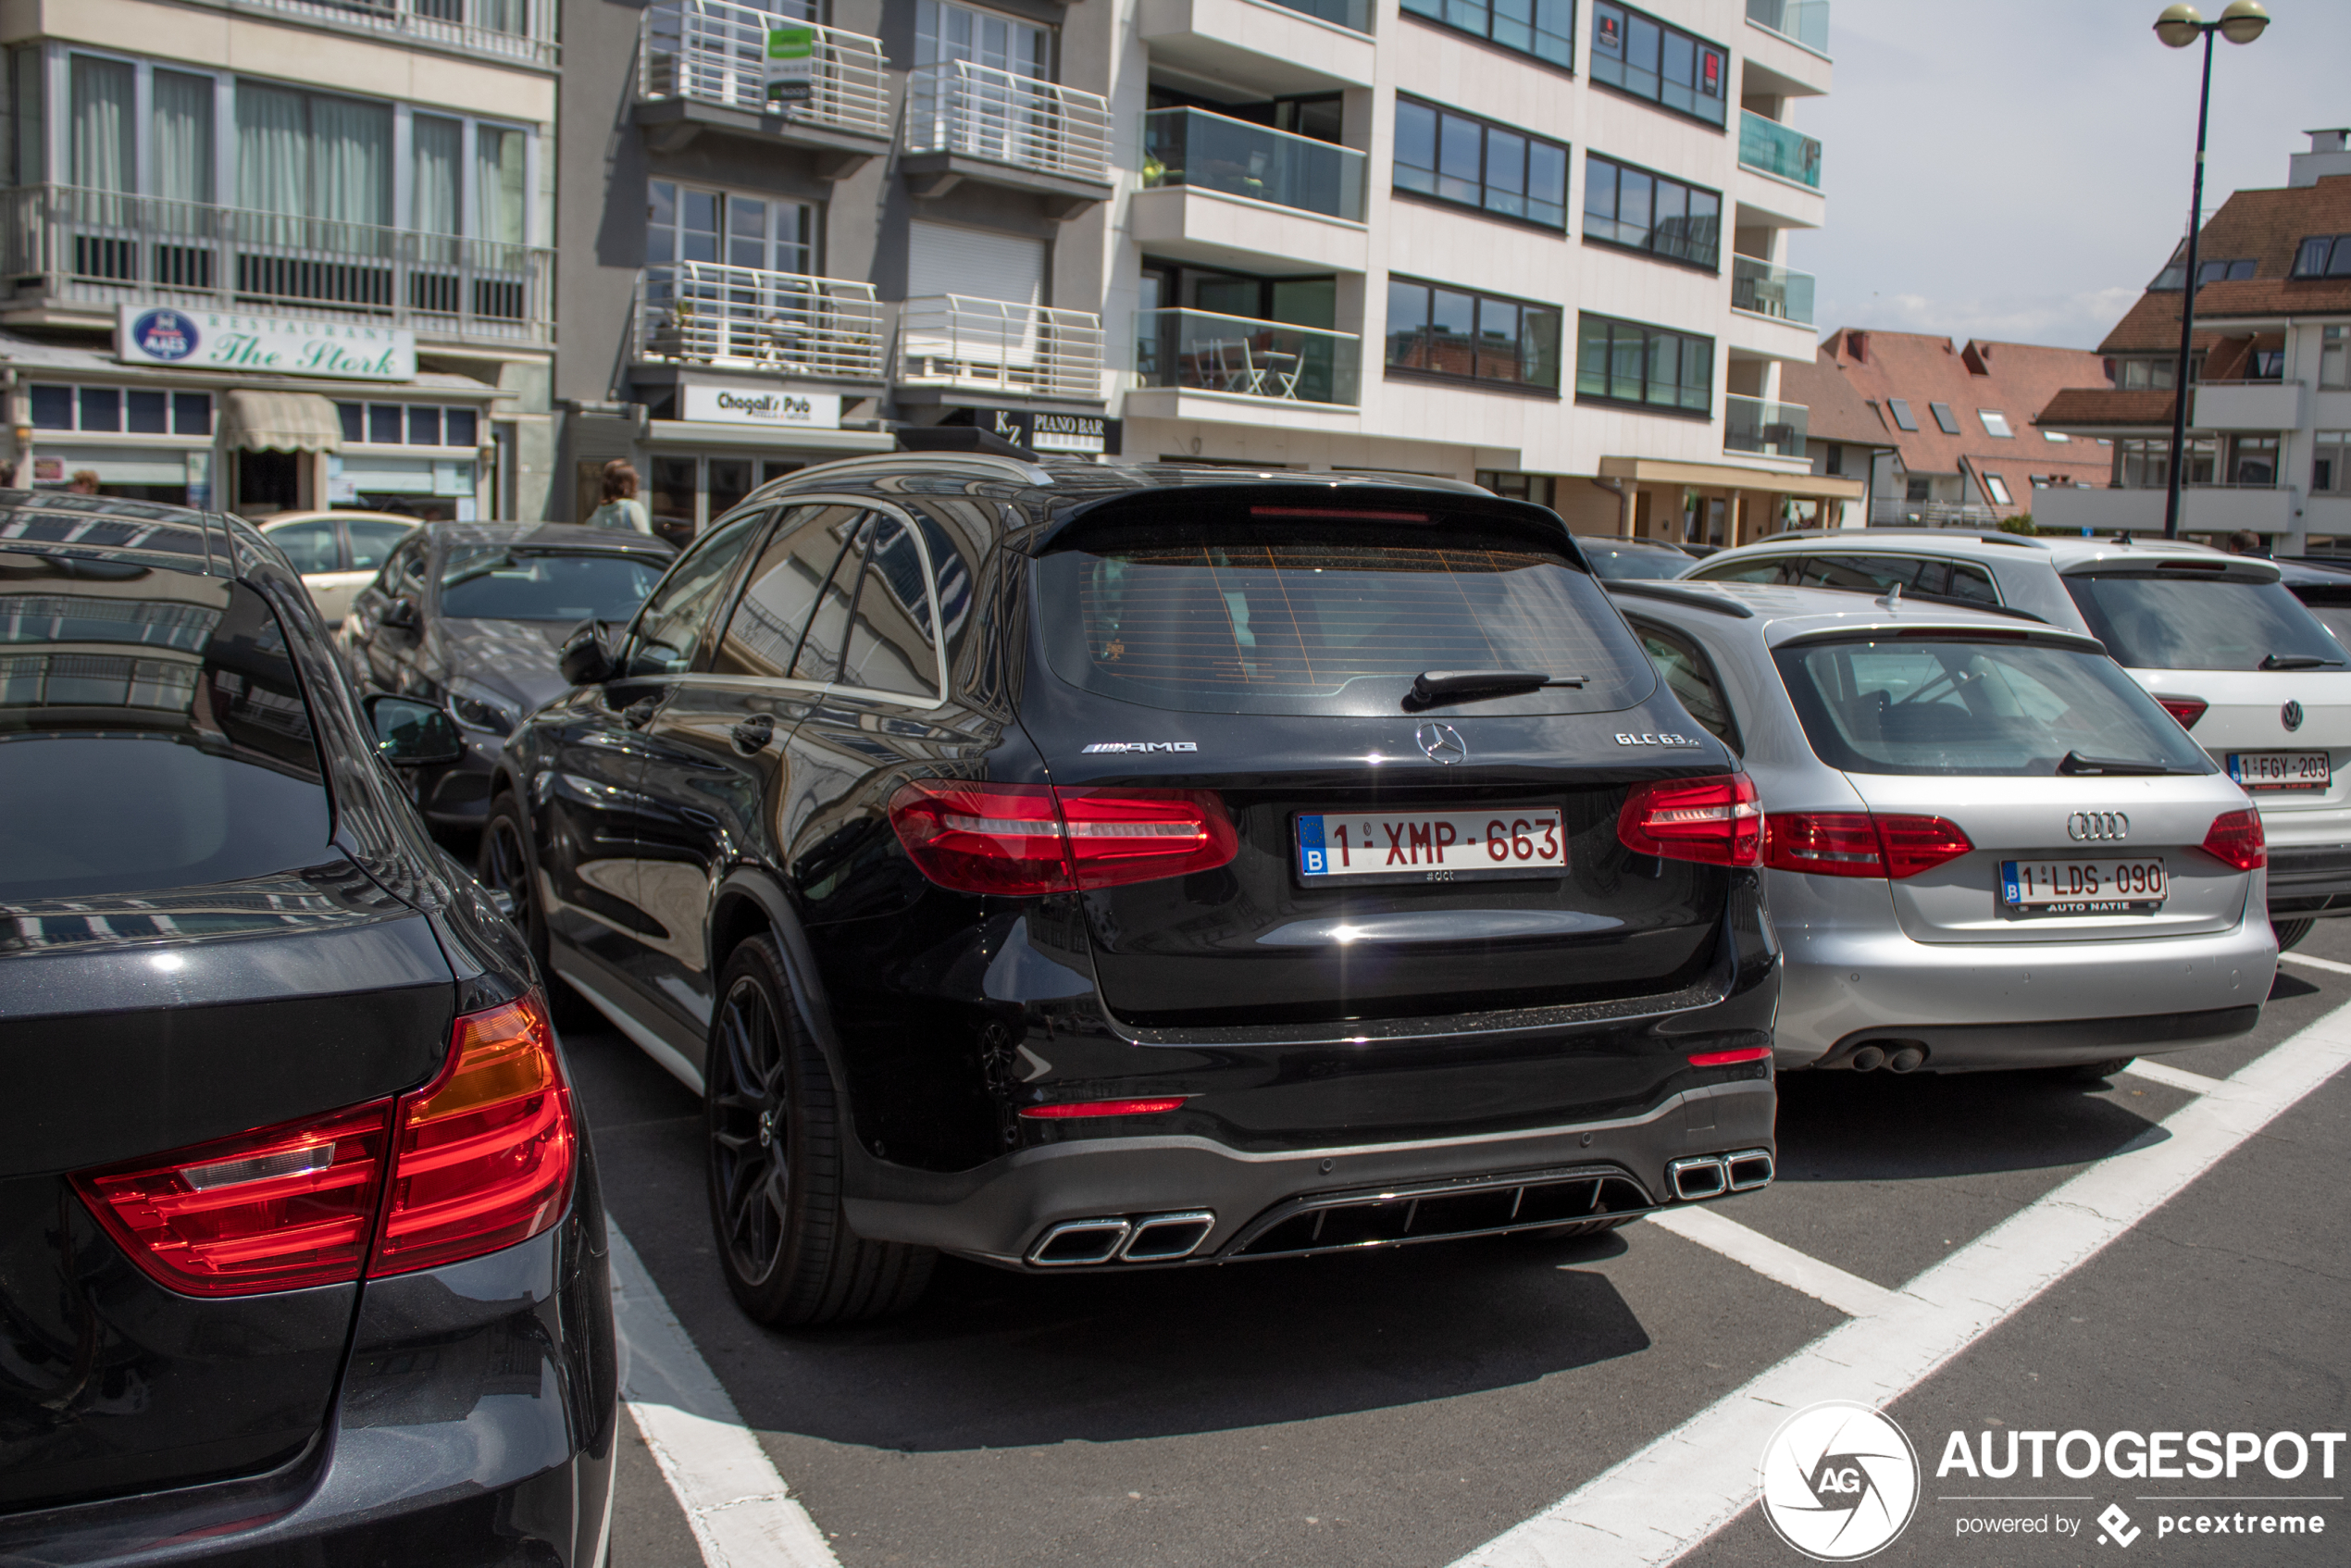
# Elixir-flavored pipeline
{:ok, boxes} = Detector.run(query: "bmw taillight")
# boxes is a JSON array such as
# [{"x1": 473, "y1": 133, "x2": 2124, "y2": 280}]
[
  {"x1": 2200, "y1": 808, "x2": 2267, "y2": 871},
  {"x1": 1764, "y1": 813, "x2": 1975, "y2": 879},
  {"x1": 1617, "y1": 774, "x2": 1762, "y2": 866},
  {"x1": 2157, "y1": 695, "x2": 2209, "y2": 730},
  {"x1": 888, "y1": 780, "x2": 1238, "y2": 894}
]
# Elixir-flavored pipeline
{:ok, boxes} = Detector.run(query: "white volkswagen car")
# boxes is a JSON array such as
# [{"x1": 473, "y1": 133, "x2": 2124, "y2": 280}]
[{"x1": 1685, "y1": 531, "x2": 2351, "y2": 948}]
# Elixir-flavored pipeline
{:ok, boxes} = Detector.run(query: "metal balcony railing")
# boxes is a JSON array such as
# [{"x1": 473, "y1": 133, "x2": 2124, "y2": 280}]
[
  {"x1": 1746, "y1": 0, "x2": 1829, "y2": 54},
  {"x1": 640, "y1": 3, "x2": 889, "y2": 139},
  {"x1": 1724, "y1": 393, "x2": 1809, "y2": 459},
  {"x1": 3, "y1": 185, "x2": 552, "y2": 344},
  {"x1": 637, "y1": 264, "x2": 884, "y2": 380},
  {"x1": 234, "y1": 0, "x2": 557, "y2": 68},
  {"x1": 1140, "y1": 107, "x2": 1365, "y2": 222},
  {"x1": 1871, "y1": 499, "x2": 1997, "y2": 528},
  {"x1": 901, "y1": 63, "x2": 1113, "y2": 185},
  {"x1": 1730, "y1": 255, "x2": 1816, "y2": 326},
  {"x1": 896, "y1": 296, "x2": 1103, "y2": 402},
  {"x1": 1738, "y1": 110, "x2": 1822, "y2": 190},
  {"x1": 1135, "y1": 308, "x2": 1361, "y2": 405}
]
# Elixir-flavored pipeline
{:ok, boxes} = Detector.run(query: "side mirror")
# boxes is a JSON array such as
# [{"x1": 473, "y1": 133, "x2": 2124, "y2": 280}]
[
  {"x1": 367, "y1": 694, "x2": 463, "y2": 765},
  {"x1": 382, "y1": 596, "x2": 419, "y2": 632},
  {"x1": 559, "y1": 618, "x2": 621, "y2": 687}
]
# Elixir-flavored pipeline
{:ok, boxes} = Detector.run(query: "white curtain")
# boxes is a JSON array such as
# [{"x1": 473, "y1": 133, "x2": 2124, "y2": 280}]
[
  {"x1": 68, "y1": 56, "x2": 133, "y2": 193},
  {"x1": 473, "y1": 125, "x2": 525, "y2": 246},
  {"x1": 235, "y1": 83, "x2": 308, "y2": 218},
  {"x1": 309, "y1": 93, "x2": 392, "y2": 230},
  {"x1": 414, "y1": 114, "x2": 460, "y2": 262},
  {"x1": 152, "y1": 71, "x2": 215, "y2": 205}
]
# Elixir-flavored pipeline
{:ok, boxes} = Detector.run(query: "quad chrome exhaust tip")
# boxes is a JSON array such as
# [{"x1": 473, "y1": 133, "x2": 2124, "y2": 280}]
[{"x1": 1026, "y1": 1211, "x2": 1216, "y2": 1267}]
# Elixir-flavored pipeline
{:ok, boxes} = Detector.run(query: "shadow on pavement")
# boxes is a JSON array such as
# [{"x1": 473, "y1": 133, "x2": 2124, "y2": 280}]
[{"x1": 1770, "y1": 1067, "x2": 2171, "y2": 1183}]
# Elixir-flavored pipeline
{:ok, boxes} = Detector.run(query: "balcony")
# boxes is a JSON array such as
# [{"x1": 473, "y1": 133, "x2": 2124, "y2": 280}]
[
  {"x1": 2038, "y1": 484, "x2": 2295, "y2": 535},
  {"x1": 1142, "y1": 108, "x2": 1364, "y2": 222},
  {"x1": 899, "y1": 64, "x2": 1113, "y2": 216},
  {"x1": 636, "y1": 264, "x2": 883, "y2": 381},
  {"x1": 895, "y1": 296, "x2": 1103, "y2": 403},
  {"x1": 1738, "y1": 110, "x2": 1822, "y2": 190},
  {"x1": 3, "y1": 185, "x2": 551, "y2": 345},
  {"x1": 637, "y1": 3, "x2": 889, "y2": 171},
  {"x1": 1724, "y1": 393, "x2": 1808, "y2": 459},
  {"x1": 2192, "y1": 379, "x2": 2307, "y2": 430},
  {"x1": 1138, "y1": 0, "x2": 1375, "y2": 96},
  {"x1": 1730, "y1": 255, "x2": 1815, "y2": 326},
  {"x1": 230, "y1": 0, "x2": 557, "y2": 68},
  {"x1": 1747, "y1": 0, "x2": 1829, "y2": 55},
  {"x1": 1136, "y1": 309, "x2": 1361, "y2": 406}
]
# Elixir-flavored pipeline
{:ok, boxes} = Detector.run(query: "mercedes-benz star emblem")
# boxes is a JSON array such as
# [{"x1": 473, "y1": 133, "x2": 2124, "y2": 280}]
[
  {"x1": 2283, "y1": 700, "x2": 2306, "y2": 732},
  {"x1": 2067, "y1": 811, "x2": 2129, "y2": 842},
  {"x1": 1415, "y1": 722, "x2": 1468, "y2": 765}
]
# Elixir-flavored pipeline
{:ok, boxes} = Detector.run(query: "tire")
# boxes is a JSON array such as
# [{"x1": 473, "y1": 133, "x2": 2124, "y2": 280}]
[
  {"x1": 2051, "y1": 1056, "x2": 2134, "y2": 1084},
  {"x1": 705, "y1": 934, "x2": 934, "y2": 1326},
  {"x1": 2273, "y1": 917, "x2": 2316, "y2": 952},
  {"x1": 479, "y1": 793, "x2": 595, "y2": 1031}
]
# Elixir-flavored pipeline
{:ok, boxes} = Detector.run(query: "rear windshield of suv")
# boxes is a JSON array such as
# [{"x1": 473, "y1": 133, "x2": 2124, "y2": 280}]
[
  {"x1": 0, "y1": 567, "x2": 333, "y2": 899},
  {"x1": 2063, "y1": 572, "x2": 2346, "y2": 671},
  {"x1": 1036, "y1": 513, "x2": 1655, "y2": 716},
  {"x1": 1773, "y1": 636, "x2": 2214, "y2": 777}
]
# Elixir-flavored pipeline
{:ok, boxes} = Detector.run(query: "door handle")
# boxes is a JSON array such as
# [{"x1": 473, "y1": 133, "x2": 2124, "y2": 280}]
[
  {"x1": 621, "y1": 696, "x2": 661, "y2": 729},
  {"x1": 730, "y1": 714, "x2": 775, "y2": 754}
]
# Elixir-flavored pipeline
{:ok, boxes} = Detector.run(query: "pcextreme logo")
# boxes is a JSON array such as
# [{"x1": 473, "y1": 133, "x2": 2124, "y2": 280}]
[{"x1": 1760, "y1": 1402, "x2": 1922, "y2": 1561}]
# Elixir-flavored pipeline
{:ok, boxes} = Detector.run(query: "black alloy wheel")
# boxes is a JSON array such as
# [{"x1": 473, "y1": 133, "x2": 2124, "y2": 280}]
[{"x1": 703, "y1": 935, "x2": 934, "y2": 1326}]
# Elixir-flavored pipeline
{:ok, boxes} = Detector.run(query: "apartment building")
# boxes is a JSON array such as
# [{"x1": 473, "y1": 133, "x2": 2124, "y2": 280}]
[
  {"x1": 2037, "y1": 131, "x2": 2351, "y2": 550},
  {"x1": 555, "y1": 0, "x2": 1857, "y2": 541},
  {"x1": 2, "y1": 0, "x2": 559, "y2": 521}
]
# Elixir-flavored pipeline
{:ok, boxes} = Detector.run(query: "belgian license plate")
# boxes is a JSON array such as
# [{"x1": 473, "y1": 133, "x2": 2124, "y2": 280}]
[
  {"x1": 2228, "y1": 751, "x2": 2332, "y2": 791},
  {"x1": 1296, "y1": 806, "x2": 1566, "y2": 884},
  {"x1": 2000, "y1": 858, "x2": 2167, "y2": 915}
]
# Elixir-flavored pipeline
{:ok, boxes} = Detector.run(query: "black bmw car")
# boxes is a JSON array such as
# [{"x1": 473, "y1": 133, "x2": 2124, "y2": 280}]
[
  {"x1": 341, "y1": 522, "x2": 674, "y2": 827},
  {"x1": 481, "y1": 454, "x2": 1779, "y2": 1326},
  {"x1": 0, "y1": 495, "x2": 616, "y2": 1562}
]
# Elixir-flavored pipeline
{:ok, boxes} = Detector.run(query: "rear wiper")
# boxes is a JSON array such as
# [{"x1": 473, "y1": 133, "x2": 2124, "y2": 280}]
[
  {"x1": 2260, "y1": 653, "x2": 2342, "y2": 670},
  {"x1": 1404, "y1": 668, "x2": 1587, "y2": 710},
  {"x1": 2057, "y1": 751, "x2": 2184, "y2": 777}
]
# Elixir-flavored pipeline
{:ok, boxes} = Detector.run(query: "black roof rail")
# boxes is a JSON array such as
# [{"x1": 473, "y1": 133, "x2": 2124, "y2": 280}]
[
  {"x1": 1752, "y1": 527, "x2": 2049, "y2": 550},
  {"x1": 1602, "y1": 580, "x2": 1758, "y2": 617}
]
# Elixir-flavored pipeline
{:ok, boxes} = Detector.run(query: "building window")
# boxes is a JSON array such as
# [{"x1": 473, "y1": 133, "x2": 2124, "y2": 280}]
[
  {"x1": 2117, "y1": 437, "x2": 2216, "y2": 488},
  {"x1": 648, "y1": 181, "x2": 816, "y2": 276},
  {"x1": 2045, "y1": 429, "x2": 2071, "y2": 443},
  {"x1": 2249, "y1": 347, "x2": 2285, "y2": 381},
  {"x1": 1393, "y1": 99, "x2": 1568, "y2": 230},
  {"x1": 1981, "y1": 472, "x2": 2012, "y2": 506},
  {"x1": 1905, "y1": 477, "x2": 1930, "y2": 502},
  {"x1": 1387, "y1": 279, "x2": 1562, "y2": 390},
  {"x1": 30, "y1": 383, "x2": 212, "y2": 435},
  {"x1": 335, "y1": 403, "x2": 482, "y2": 447},
  {"x1": 1927, "y1": 403, "x2": 1960, "y2": 435},
  {"x1": 1979, "y1": 409, "x2": 2013, "y2": 438},
  {"x1": 2116, "y1": 357, "x2": 2178, "y2": 391},
  {"x1": 1588, "y1": 2, "x2": 1727, "y2": 128},
  {"x1": 1399, "y1": 0, "x2": 1575, "y2": 72},
  {"x1": 2228, "y1": 434, "x2": 2279, "y2": 486},
  {"x1": 2150, "y1": 243, "x2": 2257, "y2": 290},
  {"x1": 1886, "y1": 398, "x2": 1917, "y2": 431},
  {"x1": 2315, "y1": 433, "x2": 2351, "y2": 495},
  {"x1": 2293, "y1": 236, "x2": 2351, "y2": 279},
  {"x1": 1477, "y1": 470, "x2": 1557, "y2": 506},
  {"x1": 1573, "y1": 312, "x2": 1711, "y2": 412},
  {"x1": 1582, "y1": 154, "x2": 1720, "y2": 268},
  {"x1": 915, "y1": 0, "x2": 1048, "y2": 76},
  {"x1": 2324, "y1": 327, "x2": 2349, "y2": 390}
]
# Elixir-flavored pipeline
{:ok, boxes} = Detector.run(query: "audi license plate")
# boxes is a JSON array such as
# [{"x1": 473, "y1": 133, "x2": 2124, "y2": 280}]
[
  {"x1": 1999, "y1": 858, "x2": 2167, "y2": 915},
  {"x1": 1296, "y1": 806, "x2": 1566, "y2": 885},
  {"x1": 2228, "y1": 751, "x2": 2332, "y2": 791}
]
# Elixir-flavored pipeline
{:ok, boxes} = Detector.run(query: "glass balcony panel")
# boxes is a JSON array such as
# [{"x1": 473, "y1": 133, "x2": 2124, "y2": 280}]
[
  {"x1": 1135, "y1": 308, "x2": 1361, "y2": 405},
  {"x1": 1746, "y1": 0, "x2": 1830, "y2": 54},
  {"x1": 1729, "y1": 255, "x2": 1815, "y2": 326},
  {"x1": 1723, "y1": 393, "x2": 1808, "y2": 458},
  {"x1": 1263, "y1": 0, "x2": 1372, "y2": 31},
  {"x1": 1738, "y1": 109, "x2": 1822, "y2": 190},
  {"x1": 1140, "y1": 108, "x2": 1366, "y2": 222}
]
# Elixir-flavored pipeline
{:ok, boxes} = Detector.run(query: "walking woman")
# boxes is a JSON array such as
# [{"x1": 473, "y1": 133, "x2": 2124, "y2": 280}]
[{"x1": 586, "y1": 460, "x2": 653, "y2": 533}]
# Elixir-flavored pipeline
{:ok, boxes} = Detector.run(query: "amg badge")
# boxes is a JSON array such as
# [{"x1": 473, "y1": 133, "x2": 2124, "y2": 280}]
[{"x1": 1081, "y1": 741, "x2": 1200, "y2": 753}]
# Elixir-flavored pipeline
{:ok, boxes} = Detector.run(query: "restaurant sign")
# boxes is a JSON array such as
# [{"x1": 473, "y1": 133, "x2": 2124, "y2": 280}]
[{"x1": 117, "y1": 305, "x2": 417, "y2": 381}]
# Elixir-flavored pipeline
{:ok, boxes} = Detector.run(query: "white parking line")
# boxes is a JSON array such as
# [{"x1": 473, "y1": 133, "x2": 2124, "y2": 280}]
[
  {"x1": 2280, "y1": 951, "x2": 2351, "y2": 977},
  {"x1": 1451, "y1": 997, "x2": 2351, "y2": 1568},
  {"x1": 2121, "y1": 1058, "x2": 2227, "y2": 1095},
  {"x1": 609, "y1": 1225, "x2": 840, "y2": 1568},
  {"x1": 1640, "y1": 1207, "x2": 1896, "y2": 1319}
]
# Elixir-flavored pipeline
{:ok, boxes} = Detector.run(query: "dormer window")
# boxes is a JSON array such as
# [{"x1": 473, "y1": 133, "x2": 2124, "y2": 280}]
[{"x1": 2294, "y1": 235, "x2": 2351, "y2": 278}]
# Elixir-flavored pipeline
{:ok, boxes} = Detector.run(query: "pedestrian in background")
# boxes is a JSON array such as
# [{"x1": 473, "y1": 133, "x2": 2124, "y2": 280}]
[
  {"x1": 68, "y1": 470, "x2": 100, "y2": 495},
  {"x1": 586, "y1": 460, "x2": 652, "y2": 533},
  {"x1": 2225, "y1": 529, "x2": 2266, "y2": 556}
]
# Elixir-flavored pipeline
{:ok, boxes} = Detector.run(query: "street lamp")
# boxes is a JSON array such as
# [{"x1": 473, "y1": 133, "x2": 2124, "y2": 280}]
[{"x1": 2154, "y1": 1, "x2": 2270, "y2": 539}]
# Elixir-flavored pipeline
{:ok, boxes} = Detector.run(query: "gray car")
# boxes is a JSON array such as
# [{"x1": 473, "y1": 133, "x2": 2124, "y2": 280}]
[{"x1": 1610, "y1": 579, "x2": 2278, "y2": 1076}]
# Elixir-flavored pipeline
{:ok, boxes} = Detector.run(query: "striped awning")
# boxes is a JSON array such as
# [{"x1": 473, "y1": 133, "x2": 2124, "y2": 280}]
[{"x1": 219, "y1": 391, "x2": 343, "y2": 454}]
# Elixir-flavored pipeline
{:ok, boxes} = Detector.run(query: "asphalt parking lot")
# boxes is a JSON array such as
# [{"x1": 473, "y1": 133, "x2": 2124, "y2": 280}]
[{"x1": 578, "y1": 925, "x2": 2351, "y2": 1568}]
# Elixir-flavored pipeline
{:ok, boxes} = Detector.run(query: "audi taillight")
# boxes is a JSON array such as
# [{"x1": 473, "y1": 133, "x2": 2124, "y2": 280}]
[
  {"x1": 1617, "y1": 774, "x2": 1762, "y2": 866},
  {"x1": 1764, "y1": 813, "x2": 1974, "y2": 879},
  {"x1": 889, "y1": 780, "x2": 1238, "y2": 894},
  {"x1": 2157, "y1": 695, "x2": 2209, "y2": 730},
  {"x1": 2200, "y1": 808, "x2": 2267, "y2": 871}
]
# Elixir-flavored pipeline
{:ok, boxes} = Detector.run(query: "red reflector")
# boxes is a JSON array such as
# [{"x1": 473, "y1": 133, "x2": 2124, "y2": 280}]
[
  {"x1": 1687, "y1": 1046, "x2": 1772, "y2": 1067},
  {"x1": 889, "y1": 780, "x2": 1238, "y2": 894},
  {"x1": 2200, "y1": 807, "x2": 2267, "y2": 871},
  {"x1": 372, "y1": 992, "x2": 576, "y2": 1276},
  {"x1": 2157, "y1": 694, "x2": 2209, "y2": 730},
  {"x1": 1018, "y1": 1097, "x2": 1190, "y2": 1119},
  {"x1": 1764, "y1": 813, "x2": 1972, "y2": 879},
  {"x1": 1618, "y1": 774, "x2": 1762, "y2": 866},
  {"x1": 74, "y1": 1101, "x2": 392, "y2": 1297}
]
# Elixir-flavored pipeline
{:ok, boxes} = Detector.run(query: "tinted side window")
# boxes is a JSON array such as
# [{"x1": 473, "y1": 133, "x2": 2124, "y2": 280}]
[
  {"x1": 1798, "y1": 554, "x2": 1927, "y2": 593},
  {"x1": 840, "y1": 516, "x2": 941, "y2": 701},
  {"x1": 1695, "y1": 556, "x2": 1794, "y2": 586},
  {"x1": 793, "y1": 514, "x2": 872, "y2": 684},
  {"x1": 622, "y1": 508, "x2": 765, "y2": 678},
  {"x1": 710, "y1": 505, "x2": 862, "y2": 680},
  {"x1": 1633, "y1": 619, "x2": 1738, "y2": 750},
  {"x1": 1947, "y1": 562, "x2": 1999, "y2": 604}
]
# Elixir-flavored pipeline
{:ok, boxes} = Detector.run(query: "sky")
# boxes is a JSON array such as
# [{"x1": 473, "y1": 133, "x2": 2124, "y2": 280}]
[{"x1": 1783, "y1": 0, "x2": 2351, "y2": 351}]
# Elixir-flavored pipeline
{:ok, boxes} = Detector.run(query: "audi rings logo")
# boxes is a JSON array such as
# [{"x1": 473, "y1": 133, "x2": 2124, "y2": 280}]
[
  {"x1": 1759, "y1": 1402, "x2": 1921, "y2": 1561},
  {"x1": 2067, "y1": 811, "x2": 2130, "y2": 842},
  {"x1": 1415, "y1": 722, "x2": 1468, "y2": 765}
]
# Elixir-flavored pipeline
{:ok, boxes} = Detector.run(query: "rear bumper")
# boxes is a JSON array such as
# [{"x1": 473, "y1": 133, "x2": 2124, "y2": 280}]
[
  {"x1": 1812, "y1": 1004, "x2": 2261, "y2": 1073},
  {"x1": 2265, "y1": 844, "x2": 2351, "y2": 915}
]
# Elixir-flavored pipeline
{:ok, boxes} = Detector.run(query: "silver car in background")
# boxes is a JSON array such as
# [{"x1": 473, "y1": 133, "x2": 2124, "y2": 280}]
[{"x1": 1610, "y1": 579, "x2": 2278, "y2": 1077}]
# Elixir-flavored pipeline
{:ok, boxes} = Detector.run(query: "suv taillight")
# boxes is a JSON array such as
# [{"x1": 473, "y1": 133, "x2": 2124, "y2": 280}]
[
  {"x1": 1617, "y1": 774, "x2": 1762, "y2": 866},
  {"x1": 1764, "y1": 813, "x2": 1975, "y2": 879},
  {"x1": 2200, "y1": 808, "x2": 2267, "y2": 871},
  {"x1": 75, "y1": 993, "x2": 575, "y2": 1297},
  {"x1": 888, "y1": 780, "x2": 1238, "y2": 894}
]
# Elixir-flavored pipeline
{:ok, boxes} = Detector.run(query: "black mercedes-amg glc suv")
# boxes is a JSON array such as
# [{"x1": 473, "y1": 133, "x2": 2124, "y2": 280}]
[{"x1": 481, "y1": 455, "x2": 1779, "y2": 1325}]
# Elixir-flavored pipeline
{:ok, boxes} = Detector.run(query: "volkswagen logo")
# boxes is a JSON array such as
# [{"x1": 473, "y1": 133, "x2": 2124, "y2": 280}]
[
  {"x1": 2283, "y1": 700, "x2": 2306, "y2": 732},
  {"x1": 2067, "y1": 811, "x2": 2129, "y2": 841},
  {"x1": 1414, "y1": 722, "x2": 1468, "y2": 765}
]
